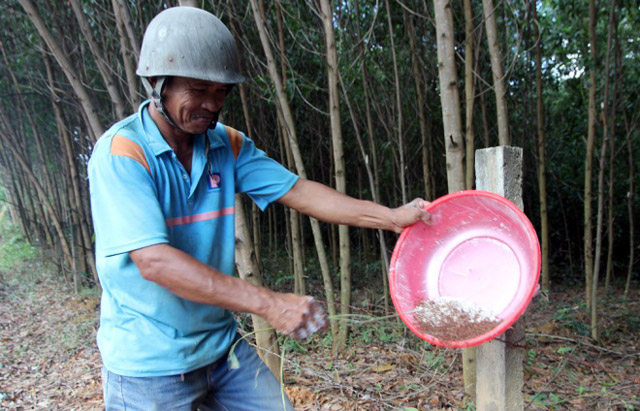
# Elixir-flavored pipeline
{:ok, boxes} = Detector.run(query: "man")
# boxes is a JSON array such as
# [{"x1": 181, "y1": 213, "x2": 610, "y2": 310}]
[{"x1": 88, "y1": 6, "x2": 430, "y2": 410}]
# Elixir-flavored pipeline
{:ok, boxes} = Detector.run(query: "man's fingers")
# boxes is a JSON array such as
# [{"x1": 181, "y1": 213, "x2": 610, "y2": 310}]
[
  {"x1": 410, "y1": 197, "x2": 433, "y2": 225},
  {"x1": 282, "y1": 297, "x2": 328, "y2": 340}
]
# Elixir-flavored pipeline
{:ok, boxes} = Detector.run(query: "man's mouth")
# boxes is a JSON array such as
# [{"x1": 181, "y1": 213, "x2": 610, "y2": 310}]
[{"x1": 192, "y1": 114, "x2": 214, "y2": 123}]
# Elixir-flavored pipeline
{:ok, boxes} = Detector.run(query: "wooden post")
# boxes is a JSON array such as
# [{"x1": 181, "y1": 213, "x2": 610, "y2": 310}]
[{"x1": 474, "y1": 146, "x2": 525, "y2": 411}]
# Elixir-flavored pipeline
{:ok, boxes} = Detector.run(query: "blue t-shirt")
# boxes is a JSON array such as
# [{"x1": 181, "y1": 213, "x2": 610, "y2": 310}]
[{"x1": 88, "y1": 101, "x2": 298, "y2": 376}]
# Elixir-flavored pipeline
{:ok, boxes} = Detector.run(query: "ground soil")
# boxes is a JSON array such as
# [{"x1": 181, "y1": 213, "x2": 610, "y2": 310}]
[{"x1": 1, "y1": 269, "x2": 638, "y2": 410}]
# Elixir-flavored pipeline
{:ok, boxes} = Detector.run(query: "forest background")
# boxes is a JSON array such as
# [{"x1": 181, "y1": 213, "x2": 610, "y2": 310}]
[{"x1": 0, "y1": 0, "x2": 638, "y2": 409}]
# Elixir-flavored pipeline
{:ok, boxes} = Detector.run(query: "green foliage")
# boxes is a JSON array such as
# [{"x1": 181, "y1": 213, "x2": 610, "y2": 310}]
[
  {"x1": 0, "y1": 224, "x2": 38, "y2": 275},
  {"x1": 531, "y1": 392, "x2": 567, "y2": 407}
]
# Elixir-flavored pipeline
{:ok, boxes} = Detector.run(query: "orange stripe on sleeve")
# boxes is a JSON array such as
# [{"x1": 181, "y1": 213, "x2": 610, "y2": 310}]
[
  {"x1": 110, "y1": 135, "x2": 150, "y2": 173},
  {"x1": 224, "y1": 126, "x2": 243, "y2": 160}
]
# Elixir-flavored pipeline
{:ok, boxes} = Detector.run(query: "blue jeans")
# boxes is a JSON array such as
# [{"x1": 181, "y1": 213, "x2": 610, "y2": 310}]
[{"x1": 102, "y1": 338, "x2": 293, "y2": 411}]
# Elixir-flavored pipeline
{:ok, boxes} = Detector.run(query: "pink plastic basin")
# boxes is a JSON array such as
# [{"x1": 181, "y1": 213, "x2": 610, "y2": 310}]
[{"x1": 389, "y1": 191, "x2": 541, "y2": 347}]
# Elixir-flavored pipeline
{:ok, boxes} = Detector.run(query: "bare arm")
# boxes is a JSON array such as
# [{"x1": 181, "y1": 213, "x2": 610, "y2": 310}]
[
  {"x1": 130, "y1": 243, "x2": 325, "y2": 339},
  {"x1": 277, "y1": 178, "x2": 431, "y2": 233}
]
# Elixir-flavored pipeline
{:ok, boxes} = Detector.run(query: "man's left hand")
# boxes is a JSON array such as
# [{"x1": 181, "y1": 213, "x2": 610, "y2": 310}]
[{"x1": 389, "y1": 198, "x2": 432, "y2": 233}]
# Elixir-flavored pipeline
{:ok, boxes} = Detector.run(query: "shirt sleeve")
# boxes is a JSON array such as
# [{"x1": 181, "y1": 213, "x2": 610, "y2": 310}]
[
  {"x1": 234, "y1": 135, "x2": 299, "y2": 211},
  {"x1": 88, "y1": 137, "x2": 169, "y2": 257}
]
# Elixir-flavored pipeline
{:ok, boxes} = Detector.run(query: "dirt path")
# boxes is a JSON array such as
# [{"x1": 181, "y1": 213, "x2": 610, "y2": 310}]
[
  {"x1": 1, "y1": 264, "x2": 639, "y2": 410},
  {"x1": 0, "y1": 271, "x2": 102, "y2": 410}
]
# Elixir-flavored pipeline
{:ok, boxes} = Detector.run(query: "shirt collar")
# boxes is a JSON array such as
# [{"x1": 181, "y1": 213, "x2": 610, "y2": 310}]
[{"x1": 138, "y1": 100, "x2": 226, "y2": 156}]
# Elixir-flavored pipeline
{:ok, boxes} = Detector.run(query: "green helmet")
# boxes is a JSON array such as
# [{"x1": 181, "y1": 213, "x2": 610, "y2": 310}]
[
  {"x1": 137, "y1": 7, "x2": 244, "y2": 127},
  {"x1": 137, "y1": 6, "x2": 245, "y2": 84}
]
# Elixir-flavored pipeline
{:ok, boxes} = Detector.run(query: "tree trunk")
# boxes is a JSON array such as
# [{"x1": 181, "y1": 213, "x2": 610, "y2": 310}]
[
  {"x1": 248, "y1": 0, "x2": 338, "y2": 341},
  {"x1": 464, "y1": 0, "x2": 476, "y2": 190},
  {"x1": 433, "y1": 0, "x2": 471, "y2": 397},
  {"x1": 18, "y1": 0, "x2": 104, "y2": 140},
  {"x1": 482, "y1": 0, "x2": 510, "y2": 146},
  {"x1": 353, "y1": 0, "x2": 391, "y2": 311},
  {"x1": 385, "y1": 0, "x2": 406, "y2": 204},
  {"x1": 584, "y1": 0, "x2": 598, "y2": 310},
  {"x1": 404, "y1": 9, "x2": 433, "y2": 200},
  {"x1": 41, "y1": 47, "x2": 99, "y2": 287},
  {"x1": 0, "y1": 130, "x2": 74, "y2": 270},
  {"x1": 319, "y1": 0, "x2": 351, "y2": 349},
  {"x1": 623, "y1": 114, "x2": 635, "y2": 300},
  {"x1": 533, "y1": 1, "x2": 549, "y2": 293},
  {"x1": 112, "y1": 0, "x2": 140, "y2": 112},
  {"x1": 604, "y1": 10, "x2": 619, "y2": 292},
  {"x1": 592, "y1": 0, "x2": 615, "y2": 340},
  {"x1": 69, "y1": 0, "x2": 126, "y2": 119},
  {"x1": 433, "y1": 0, "x2": 466, "y2": 194},
  {"x1": 115, "y1": 0, "x2": 140, "y2": 61},
  {"x1": 234, "y1": 194, "x2": 282, "y2": 379},
  {"x1": 225, "y1": 0, "x2": 262, "y2": 270},
  {"x1": 339, "y1": 74, "x2": 391, "y2": 313}
]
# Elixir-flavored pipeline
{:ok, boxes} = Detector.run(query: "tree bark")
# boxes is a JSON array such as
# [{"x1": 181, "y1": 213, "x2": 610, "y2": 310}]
[
  {"x1": 319, "y1": 0, "x2": 351, "y2": 349},
  {"x1": 464, "y1": 0, "x2": 476, "y2": 190},
  {"x1": 0, "y1": 129, "x2": 74, "y2": 270},
  {"x1": 69, "y1": 0, "x2": 126, "y2": 119},
  {"x1": 385, "y1": 0, "x2": 407, "y2": 204},
  {"x1": 112, "y1": 0, "x2": 140, "y2": 112},
  {"x1": 623, "y1": 114, "x2": 635, "y2": 300},
  {"x1": 482, "y1": 0, "x2": 510, "y2": 146},
  {"x1": 604, "y1": 9, "x2": 619, "y2": 292},
  {"x1": 18, "y1": 0, "x2": 104, "y2": 140},
  {"x1": 433, "y1": 0, "x2": 470, "y2": 397},
  {"x1": 248, "y1": 0, "x2": 338, "y2": 341},
  {"x1": 234, "y1": 194, "x2": 282, "y2": 379},
  {"x1": 533, "y1": 1, "x2": 549, "y2": 293},
  {"x1": 584, "y1": 0, "x2": 598, "y2": 310},
  {"x1": 404, "y1": 9, "x2": 433, "y2": 200},
  {"x1": 433, "y1": 0, "x2": 466, "y2": 193}
]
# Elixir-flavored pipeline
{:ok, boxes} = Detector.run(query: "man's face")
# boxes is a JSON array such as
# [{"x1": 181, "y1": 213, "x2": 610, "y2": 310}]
[{"x1": 161, "y1": 77, "x2": 232, "y2": 134}]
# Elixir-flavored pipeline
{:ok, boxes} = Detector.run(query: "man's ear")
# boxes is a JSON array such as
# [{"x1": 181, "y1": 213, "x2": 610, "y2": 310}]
[{"x1": 148, "y1": 77, "x2": 158, "y2": 88}]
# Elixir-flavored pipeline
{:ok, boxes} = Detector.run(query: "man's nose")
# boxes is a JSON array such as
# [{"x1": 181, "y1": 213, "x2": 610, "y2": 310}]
[{"x1": 202, "y1": 94, "x2": 225, "y2": 112}]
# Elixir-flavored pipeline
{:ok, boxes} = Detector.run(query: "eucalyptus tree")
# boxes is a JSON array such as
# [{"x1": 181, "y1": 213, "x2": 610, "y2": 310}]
[
  {"x1": 247, "y1": 0, "x2": 338, "y2": 341},
  {"x1": 532, "y1": 0, "x2": 549, "y2": 293},
  {"x1": 432, "y1": 0, "x2": 470, "y2": 396},
  {"x1": 482, "y1": 0, "x2": 510, "y2": 146}
]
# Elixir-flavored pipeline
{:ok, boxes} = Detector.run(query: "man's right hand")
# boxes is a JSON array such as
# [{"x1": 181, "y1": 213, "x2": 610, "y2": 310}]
[{"x1": 264, "y1": 293, "x2": 328, "y2": 340}]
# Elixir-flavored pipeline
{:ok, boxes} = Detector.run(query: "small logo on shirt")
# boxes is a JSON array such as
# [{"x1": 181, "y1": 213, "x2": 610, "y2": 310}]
[{"x1": 208, "y1": 173, "x2": 221, "y2": 190}]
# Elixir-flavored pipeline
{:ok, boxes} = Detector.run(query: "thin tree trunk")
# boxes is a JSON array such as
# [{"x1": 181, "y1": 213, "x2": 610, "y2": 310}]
[
  {"x1": 249, "y1": 0, "x2": 338, "y2": 341},
  {"x1": 464, "y1": 0, "x2": 476, "y2": 189},
  {"x1": 319, "y1": 0, "x2": 351, "y2": 349},
  {"x1": 533, "y1": 1, "x2": 549, "y2": 293},
  {"x1": 433, "y1": 0, "x2": 466, "y2": 193},
  {"x1": 0, "y1": 41, "x2": 56, "y2": 223},
  {"x1": 385, "y1": 0, "x2": 406, "y2": 204},
  {"x1": 225, "y1": 0, "x2": 262, "y2": 269},
  {"x1": 0, "y1": 130, "x2": 74, "y2": 270},
  {"x1": 115, "y1": 0, "x2": 140, "y2": 61},
  {"x1": 42, "y1": 47, "x2": 99, "y2": 286},
  {"x1": 234, "y1": 194, "x2": 282, "y2": 379},
  {"x1": 482, "y1": 0, "x2": 510, "y2": 146},
  {"x1": 18, "y1": 0, "x2": 104, "y2": 140},
  {"x1": 273, "y1": 1, "x2": 305, "y2": 296},
  {"x1": 339, "y1": 74, "x2": 391, "y2": 313},
  {"x1": 69, "y1": 0, "x2": 126, "y2": 119},
  {"x1": 112, "y1": 0, "x2": 140, "y2": 112},
  {"x1": 480, "y1": 83, "x2": 491, "y2": 147},
  {"x1": 584, "y1": 0, "x2": 597, "y2": 310},
  {"x1": 404, "y1": 9, "x2": 433, "y2": 199},
  {"x1": 592, "y1": 0, "x2": 615, "y2": 340},
  {"x1": 623, "y1": 113, "x2": 635, "y2": 299},
  {"x1": 433, "y1": 0, "x2": 471, "y2": 397},
  {"x1": 353, "y1": 0, "x2": 391, "y2": 310},
  {"x1": 604, "y1": 10, "x2": 619, "y2": 292}
]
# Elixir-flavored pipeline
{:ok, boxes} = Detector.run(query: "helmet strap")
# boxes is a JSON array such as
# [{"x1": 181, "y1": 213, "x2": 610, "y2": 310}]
[{"x1": 142, "y1": 76, "x2": 179, "y2": 128}]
